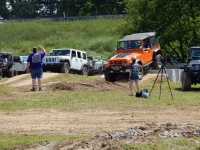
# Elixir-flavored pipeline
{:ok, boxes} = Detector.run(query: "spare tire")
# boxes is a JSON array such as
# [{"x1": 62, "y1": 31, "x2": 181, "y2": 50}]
[{"x1": 153, "y1": 54, "x2": 162, "y2": 69}]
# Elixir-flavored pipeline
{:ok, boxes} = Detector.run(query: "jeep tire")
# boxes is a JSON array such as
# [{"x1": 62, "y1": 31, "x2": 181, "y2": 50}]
[
  {"x1": 153, "y1": 54, "x2": 162, "y2": 69},
  {"x1": 138, "y1": 65, "x2": 144, "y2": 80},
  {"x1": 8, "y1": 68, "x2": 18, "y2": 78},
  {"x1": 61, "y1": 62, "x2": 69, "y2": 73},
  {"x1": 81, "y1": 66, "x2": 88, "y2": 76},
  {"x1": 0, "y1": 69, "x2": 2, "y2": 80},
  {"x1": 182, "y1": 72, "x2": 192, "y2": 91}
]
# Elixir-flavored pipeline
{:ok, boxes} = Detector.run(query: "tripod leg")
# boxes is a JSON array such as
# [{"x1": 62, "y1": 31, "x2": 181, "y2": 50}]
[
  {"x1": 163, "y1": 67, "x2": 173, "y2": 99},
  {"x1": 159, "y1": 67, "x2": 163, "y2": 100},
  {"x1": 149, "y1": 67, "x2": 161, "y2": 96}
]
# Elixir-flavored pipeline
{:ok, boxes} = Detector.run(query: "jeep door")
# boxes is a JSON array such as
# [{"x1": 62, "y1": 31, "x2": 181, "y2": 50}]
[{"x1": 71, "y1": 50, "x2": 78, "y2": 70}]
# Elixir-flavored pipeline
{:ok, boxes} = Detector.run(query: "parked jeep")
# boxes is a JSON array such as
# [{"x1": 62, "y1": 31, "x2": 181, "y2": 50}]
[
  {"x1": 12, "y1": 55, "x2": 28, "y2": 74},
  {"x1": 182, "y1": 46, "x2": 200, "y2": 91},
  {"x1": 87, "y1": 56, "x2": 104, "y2": 75},
  {"x1": 103, "y1": 32, "x2": 162, "y2": 82},
  {"x1": 163, "y1": 56, "x2": 186, "y2": 69},
  {"x1": 0, "y1": 52, "x2": 18, "y2": 78},
  {"x1": 43, "y1": 48, "x2": 88, "y2": 76}
]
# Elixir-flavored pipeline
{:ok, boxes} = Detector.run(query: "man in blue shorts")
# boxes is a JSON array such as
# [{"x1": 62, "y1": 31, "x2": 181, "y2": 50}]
[{"x1": 26, "y1": 45, "x2": 46, "y2": 91}]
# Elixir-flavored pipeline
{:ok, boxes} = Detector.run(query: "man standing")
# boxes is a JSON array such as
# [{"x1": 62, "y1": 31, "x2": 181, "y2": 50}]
[{"x1": 27, "y1": 45, "x2": 46, "y2": 91}]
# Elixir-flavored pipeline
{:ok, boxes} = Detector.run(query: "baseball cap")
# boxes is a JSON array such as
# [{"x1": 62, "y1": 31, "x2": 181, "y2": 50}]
[{"x1": 131, "y1": 56, "x2": 136, "y2": 60}]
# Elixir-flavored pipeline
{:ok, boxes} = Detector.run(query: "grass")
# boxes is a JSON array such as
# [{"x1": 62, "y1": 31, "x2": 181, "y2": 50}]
[
  {"x1": 0, "y1": 133, "x2": 88, "y2": 150},
  {"x1": 0, "y1": 74, "x2": 200, "y2": 149},
  {"x1": 121, "y1": 137, "x2": 200, "y2": 150},
  {"x1": 0, "y1": 18, "x2": 123, "y2": 59}
]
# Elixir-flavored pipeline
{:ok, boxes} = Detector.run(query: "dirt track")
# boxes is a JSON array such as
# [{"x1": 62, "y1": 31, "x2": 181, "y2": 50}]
[{"x1": 0, "y1": 73, "x2": 200, "y2": 149}]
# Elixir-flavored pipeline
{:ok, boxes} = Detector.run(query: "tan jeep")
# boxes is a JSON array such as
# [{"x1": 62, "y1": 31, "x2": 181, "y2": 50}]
[{"x1": 103, "y1": 32, "x2": 162, "y2": 82}]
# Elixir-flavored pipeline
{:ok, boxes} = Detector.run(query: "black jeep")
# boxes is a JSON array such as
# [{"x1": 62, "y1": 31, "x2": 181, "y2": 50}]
[
  {"x1": 182, "y1": 46, "x2": 200, "y2": 90},
  {"x1": 0, "y1": 52, "x2": 18, "y2": 79}
]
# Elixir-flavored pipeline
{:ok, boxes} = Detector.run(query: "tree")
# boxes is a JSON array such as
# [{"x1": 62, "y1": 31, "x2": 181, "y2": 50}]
[
  {"x1": 0, "y1": 0, "x2": 10, "y2": 19},
  {"x1": 123, "y1": 0, "x2": 200, "y2": 61}
]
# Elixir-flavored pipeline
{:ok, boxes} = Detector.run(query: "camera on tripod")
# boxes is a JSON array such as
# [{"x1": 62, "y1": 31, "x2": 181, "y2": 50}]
[{"x1": 160, "y1": 56, "x2": 167, "y2": 66}]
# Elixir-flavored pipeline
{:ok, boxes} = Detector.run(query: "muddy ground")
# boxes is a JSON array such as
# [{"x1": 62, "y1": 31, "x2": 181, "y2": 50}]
[{"x1": 0, "y1": 73, "x2": 200, "y2": 150}]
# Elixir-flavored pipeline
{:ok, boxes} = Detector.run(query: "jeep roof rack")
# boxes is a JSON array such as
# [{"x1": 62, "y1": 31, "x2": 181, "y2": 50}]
[{"x1": 118, "y1": 32, "x2": 156, "y2": 41}]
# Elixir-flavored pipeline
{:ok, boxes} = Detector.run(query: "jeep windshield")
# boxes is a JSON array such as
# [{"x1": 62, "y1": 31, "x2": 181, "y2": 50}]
[
  {"x1": 50, "y1": 50, "x2": 70, "y2": 56},
  {"x1": 191, "y1": 48, "x2": 200, "y2": 59},
  {"x1": 117, "y1": 40, "x2": 142, "y2": 50}
]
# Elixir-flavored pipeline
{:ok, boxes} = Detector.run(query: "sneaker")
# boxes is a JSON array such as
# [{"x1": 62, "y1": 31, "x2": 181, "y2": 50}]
[
  {"x1": 39, "y1": 87, "x2": 42, "y2": 91},
  {"x1": 129, "y1": 93, "x2": 134, "y2": 96},
  {"x1": 30, "y1": 87, "x2": 36, "y2": 92}
]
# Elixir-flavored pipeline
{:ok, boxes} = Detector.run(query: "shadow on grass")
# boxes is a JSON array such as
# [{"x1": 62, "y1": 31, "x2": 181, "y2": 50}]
[{"x1": 174, "y1": 87, "x2": 200, "y2": 91}]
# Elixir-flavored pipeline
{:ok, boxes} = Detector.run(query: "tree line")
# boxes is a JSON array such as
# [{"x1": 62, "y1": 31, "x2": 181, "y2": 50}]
[
  {"x1": 0, "y1": 0, "x2": 125, "y2": 19},
  {"x1": 122, "y1": 0, "x2": 200, "y2": 61}
]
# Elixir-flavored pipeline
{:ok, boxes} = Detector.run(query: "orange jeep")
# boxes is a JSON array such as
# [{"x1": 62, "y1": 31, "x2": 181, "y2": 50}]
[{"x1": 103, "y1": 32, "x2": 162, "y2": 82}]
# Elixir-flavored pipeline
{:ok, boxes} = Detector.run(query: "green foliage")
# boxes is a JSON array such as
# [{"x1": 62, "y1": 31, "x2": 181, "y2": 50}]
[
  {"x1": 0, "y1": 133, "x2": 87, "y2": 149},
  {"x1": 0, "y1": 18, "x2": 123, "y2": 60},
  {"x1": 123, "y1": 0, "x2": 200, "y2": 61}
]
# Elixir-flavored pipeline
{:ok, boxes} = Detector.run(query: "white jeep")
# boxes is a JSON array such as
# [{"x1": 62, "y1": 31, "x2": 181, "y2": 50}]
[
  {"x1": 43, "y1": 48, "x2": 88, "y2": 76},
  {"x1": 12, "y1": 56, "x2": 28, "y2": 74}
]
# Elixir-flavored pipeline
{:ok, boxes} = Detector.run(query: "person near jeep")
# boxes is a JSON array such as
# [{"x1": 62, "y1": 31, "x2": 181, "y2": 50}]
[
  {"x1": 1, "y1": 55, "x2": 7, "y2": 67},
  {"x1": 26, "y1": 45, "x2": 46, "y2": 91},
  {"x1": 129, "y1": 56, "x2": 140, "y2": 96},
  {"x1": 143, "y1": 40, "x2": 150, "y2": 49}
]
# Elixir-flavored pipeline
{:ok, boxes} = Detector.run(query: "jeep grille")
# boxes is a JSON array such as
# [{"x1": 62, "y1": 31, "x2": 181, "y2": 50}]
[{"x1": 45, "y1": 57, "x2": 58, "y2": 63}]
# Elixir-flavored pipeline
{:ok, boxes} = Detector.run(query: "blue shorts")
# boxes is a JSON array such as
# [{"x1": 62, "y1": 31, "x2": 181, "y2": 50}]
[{"x1": 31, "y1": 68, "x2": 43, "y2": 79}]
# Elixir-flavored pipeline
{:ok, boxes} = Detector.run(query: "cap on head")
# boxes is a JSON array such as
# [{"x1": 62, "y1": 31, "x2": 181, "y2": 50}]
[
  {"x1": 131, "y1": 56, "x2": 136, "y2": 60},
  {"x1": 33, "y1": 47, "x2": 37, "y2": 53}
]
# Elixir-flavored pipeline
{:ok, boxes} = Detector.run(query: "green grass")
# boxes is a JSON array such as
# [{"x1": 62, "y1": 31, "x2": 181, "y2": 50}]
[
  {"x1": 0, "y1": 18, "x2": 123, "y2": 60},
  {"x1": 121, "y1": 137, "x2": 200, "y2": 150},
  {"x1": 0, "y1": 74, "x2": 200, "y2": 149},
  {"x1": 0, "y1": 133, "x2": 88, "y2": 150}
]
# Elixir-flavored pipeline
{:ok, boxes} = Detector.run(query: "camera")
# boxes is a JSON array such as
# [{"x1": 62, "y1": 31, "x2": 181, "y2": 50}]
[{"x1": 160, "y1": 56, "x2": 167, "y2": 66}]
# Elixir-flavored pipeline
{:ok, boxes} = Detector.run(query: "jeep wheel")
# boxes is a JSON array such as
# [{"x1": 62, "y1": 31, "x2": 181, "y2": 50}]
[
  {"x1": 182, "y1": 72, "x2": 192, "y2": 91},
  {"x1": 99, "y1": 67, "x2": 103, "y2": 75},
  {"x1": 138, "y1": 65, "x2": 144, "y2": 80},
  {"x1": 0, "y1": 69, "x2": 2, "y2": 80},
  {"x1": 8, "y1": 69, "x2": 18, "y2": 78},
  {"x1": 153, "y1": 54, "x2": 162, "y2": 69},
  {"x1": 104, "y1": 73, "x2": 116, "y2": 82},
  {"x1": 81, "y1": 66, "x2": 88, "y2": 76},
  {"x1": 61, "y1": 62, "x2": 69, "y2": 73}
]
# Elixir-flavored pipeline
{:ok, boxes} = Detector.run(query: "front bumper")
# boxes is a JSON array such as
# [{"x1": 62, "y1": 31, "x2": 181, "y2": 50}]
[
  {"x1": 104, "y1": 66, "x2": 130, "y2": 74},
  {"x1": 43, "y1": 63, "x2": 64, "y2": 69}
]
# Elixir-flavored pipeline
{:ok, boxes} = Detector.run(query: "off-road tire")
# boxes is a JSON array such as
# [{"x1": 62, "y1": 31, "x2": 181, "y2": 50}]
[
  {"x1": 61, "y1": 62, "x2": 70, "y2": 73},
  {"x1": 181, "y1": 72, "x2": 192, "y2": 91},
  {"x1": 153, "y1": 54, "x2": 162, "y2": 69},
  {"x1": 104, "y1": 72, "x2": 117, "y2": 82},
  {"x1": 99, "y1": 67, "x2": 103, "y2": 75},
  {"x1": 138, "y1": 65, "x2": 144, "y2": 80},
  {"x1": 81, "y1": 66, "x2": 88, "y2": 76},
  {"x1": 0, "y1": 69, "x2": 2, "y2": 80},
  {"x1": 8, "y1": 68, "x2": 18, "y2": 78}
]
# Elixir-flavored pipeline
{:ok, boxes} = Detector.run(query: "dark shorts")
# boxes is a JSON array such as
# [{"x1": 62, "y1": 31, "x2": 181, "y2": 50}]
[{"x1": 31, "y1": 68, "x2": 43, "y2": 79}]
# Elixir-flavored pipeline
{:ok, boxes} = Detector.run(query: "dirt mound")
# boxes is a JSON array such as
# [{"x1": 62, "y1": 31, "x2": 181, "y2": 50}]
[{"x1": 46, "y1": 79, "x2": 128, "y2": 92}]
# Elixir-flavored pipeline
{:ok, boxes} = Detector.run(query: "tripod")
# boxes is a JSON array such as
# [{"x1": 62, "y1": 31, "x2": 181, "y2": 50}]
[{"x1": 149, "y1": 64, "x2": 173, "y2": 100}]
